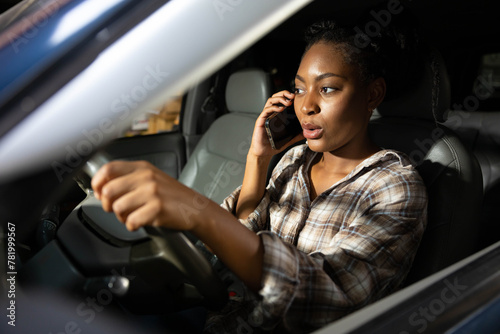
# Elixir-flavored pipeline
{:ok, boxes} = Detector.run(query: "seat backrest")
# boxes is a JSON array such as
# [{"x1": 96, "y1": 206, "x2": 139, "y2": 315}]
[
  {"x1": 443, "y1": 110, "x2": 500, "y2": 249},
  {"x1": 178, "y1": 68, "x2": 272, "y2": 204},
  {"x1": 369, "y1": 50, "x2": 484, "y2": 284}
]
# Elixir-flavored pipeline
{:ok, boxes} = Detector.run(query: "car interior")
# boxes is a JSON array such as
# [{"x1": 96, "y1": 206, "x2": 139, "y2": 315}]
[{"x1": 1, "y1": 0, "x2": 500, "y2": 332}]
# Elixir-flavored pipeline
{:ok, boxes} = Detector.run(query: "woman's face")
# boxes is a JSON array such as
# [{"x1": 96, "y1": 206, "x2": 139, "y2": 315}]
[{"x1": 294, "y1": 42, "x2": 379, "y2": 155}]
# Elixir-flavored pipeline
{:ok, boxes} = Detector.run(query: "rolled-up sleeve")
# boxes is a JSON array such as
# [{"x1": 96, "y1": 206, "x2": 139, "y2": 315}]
[{"x1": 221, "y1": 179, "x2": 278, "y2": 233}]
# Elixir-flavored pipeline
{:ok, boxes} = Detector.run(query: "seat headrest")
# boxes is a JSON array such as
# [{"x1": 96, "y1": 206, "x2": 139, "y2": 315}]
[
  {"x1": 377, "y1": 49, "x2": 450, "y2": 122},
  {"x1": 225, "y1": 68, "x2": 272, "y2": 114}
]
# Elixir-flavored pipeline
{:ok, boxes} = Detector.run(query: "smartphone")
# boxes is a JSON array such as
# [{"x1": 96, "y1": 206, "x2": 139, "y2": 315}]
[{"x1": 265, "y1": 104, "x2": 302, "y2": 150}]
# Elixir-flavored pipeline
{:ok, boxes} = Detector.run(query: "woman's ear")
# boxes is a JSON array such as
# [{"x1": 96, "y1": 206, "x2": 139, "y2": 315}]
[{"x1": 367, "y1": 77, "x2": 386, "y2": 111}]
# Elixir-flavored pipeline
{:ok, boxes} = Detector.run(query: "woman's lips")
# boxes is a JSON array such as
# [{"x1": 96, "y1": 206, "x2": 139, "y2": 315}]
[{"x1": 302, "y1": 122, "x2": 323, "y2": 139}]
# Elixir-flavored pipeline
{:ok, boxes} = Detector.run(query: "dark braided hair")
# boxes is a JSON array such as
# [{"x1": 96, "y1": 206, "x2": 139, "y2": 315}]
[{"x1": 303, "y1": 6, "x2": 426, "y2": 102}]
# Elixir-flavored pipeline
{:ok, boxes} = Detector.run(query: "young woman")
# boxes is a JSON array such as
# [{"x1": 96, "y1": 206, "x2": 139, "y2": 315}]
[{"x1": 92, "y1": 17, "x2": 428, "y2": 334}]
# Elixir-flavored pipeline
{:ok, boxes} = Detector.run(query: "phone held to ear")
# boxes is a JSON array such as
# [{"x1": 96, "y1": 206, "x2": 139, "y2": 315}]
[{"x1": 265, "y1": 103, "x2": 302, "y2": 150}]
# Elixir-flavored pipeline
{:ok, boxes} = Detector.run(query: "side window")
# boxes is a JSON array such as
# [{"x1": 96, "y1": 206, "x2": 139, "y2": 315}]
[{"x1": 122, "y1": 95, "x2": 183, "y2": 137}]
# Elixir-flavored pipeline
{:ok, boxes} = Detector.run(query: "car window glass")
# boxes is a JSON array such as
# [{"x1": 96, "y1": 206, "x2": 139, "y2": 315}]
[{"x1": 122, "y1": 95, "x2": 182, "y2": 137}]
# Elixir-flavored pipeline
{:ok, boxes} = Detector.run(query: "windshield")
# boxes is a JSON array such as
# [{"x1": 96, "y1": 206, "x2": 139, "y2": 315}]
[
  {"x1": 0, "y1": 0, "x2": 310, "y2": 182},
  {"x1": 0, "y1": 0, "x2": 149, "y2": 138}
]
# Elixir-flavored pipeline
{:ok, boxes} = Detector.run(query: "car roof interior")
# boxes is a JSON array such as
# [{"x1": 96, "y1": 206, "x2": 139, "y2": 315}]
[{"x1": 234, "y1": 0, "x2": 499, "y2": 107}]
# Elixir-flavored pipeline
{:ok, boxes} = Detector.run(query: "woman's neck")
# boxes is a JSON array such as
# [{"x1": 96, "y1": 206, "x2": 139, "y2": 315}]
[{"x1": 319, "y1": 140, "x2": 380, "y2": 176}]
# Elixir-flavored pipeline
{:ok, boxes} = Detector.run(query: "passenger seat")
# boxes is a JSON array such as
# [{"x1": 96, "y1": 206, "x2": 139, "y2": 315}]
[{"x1": 178, "y1": 68, "x2": 272, "y2": 204}]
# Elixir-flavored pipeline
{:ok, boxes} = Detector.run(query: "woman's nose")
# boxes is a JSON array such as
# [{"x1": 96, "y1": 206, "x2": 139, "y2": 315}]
[{"x1": 300, "y1": 93, "x2": 320, "y2": 115}]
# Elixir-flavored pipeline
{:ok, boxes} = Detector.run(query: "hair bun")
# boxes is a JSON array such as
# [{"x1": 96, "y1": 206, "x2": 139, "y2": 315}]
[
  {"x1": 303, "y1": 5, "x2": 426, "y2": 101},
  {"x1": 355, "y1": 4, "x2": 425, "y2": 100}
]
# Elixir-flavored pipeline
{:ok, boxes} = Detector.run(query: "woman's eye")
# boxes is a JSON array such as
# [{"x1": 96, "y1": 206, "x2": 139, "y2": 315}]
[
  {"x1": 321, "y1": 87, "x2": 336, "y2": 93},
  {"x1": 294, "y1": 88, "x2": 304, "y2": 94}
]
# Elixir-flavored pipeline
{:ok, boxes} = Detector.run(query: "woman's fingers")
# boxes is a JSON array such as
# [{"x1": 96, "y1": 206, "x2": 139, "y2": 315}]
[
  {"x1": 123, "y1": 198, "x2": 164, "y2": 231},
  {"x1": 267, "y1": 91, "x2": 294, "y2": 109},
  {"x1": 110, "y1": 184, "x2": 148, "y2": 223},
  {"x1": 249, "y1": 90, "x2": 297, "y2": 157},
  {"x1": 92, "y1": 160, "x2": 161, "y2": 213},
  {"x1": 271, "y1": 90, "x2": 294, "y2": 100},
  {"x1": 92, "y1": 160, "x2": 140, "y2": 200},
  {"x1": 258, "y1": 91, "x2": 295, "y2": 124},
  {"x1": 91, "y1": 160, "x2": 202, "y2": 232}
]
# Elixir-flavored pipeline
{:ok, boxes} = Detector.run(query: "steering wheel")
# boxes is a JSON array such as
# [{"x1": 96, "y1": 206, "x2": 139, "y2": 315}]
[
  {"x1": 70, "y1": 152, "x2": 229, "y2": 311},
  {"x1": 141, "y1": 226, "x2": 228, "y2": 309}
]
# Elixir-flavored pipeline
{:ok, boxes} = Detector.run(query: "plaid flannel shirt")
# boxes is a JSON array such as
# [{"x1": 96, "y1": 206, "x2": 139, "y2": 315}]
[{"x1": 209, "y1": 144, "x2": 427, "y2": 333}]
